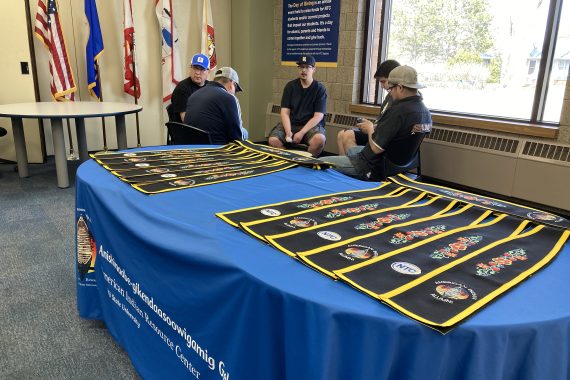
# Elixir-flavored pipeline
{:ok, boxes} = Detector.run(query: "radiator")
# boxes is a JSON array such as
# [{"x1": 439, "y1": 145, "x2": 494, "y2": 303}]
[{"x1": 423, "y1": 127, "x2": 570, "y2": 211}]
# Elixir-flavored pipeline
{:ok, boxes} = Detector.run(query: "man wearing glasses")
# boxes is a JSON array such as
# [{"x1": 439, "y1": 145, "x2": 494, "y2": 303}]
[
  {"x1": 268, "y1": 55, "x2": 327, "y2": 157},
  {"x1": 184, "y1": 67, "x2": 248, "y2": 144},
  {"x1": 337, "y1": 59, "x2": 400, "y2": 155},
  {"x1": 169, "y1": 53, "x2": 211, "y2": 123},
  {"x1": 324, "y1": 65, "x2": 432, "y2": 181}
]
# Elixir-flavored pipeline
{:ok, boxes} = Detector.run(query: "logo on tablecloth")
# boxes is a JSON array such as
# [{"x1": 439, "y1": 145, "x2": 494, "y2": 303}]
[{"x1": 77, "y1": 215, "x2": 97, "y2": 280}]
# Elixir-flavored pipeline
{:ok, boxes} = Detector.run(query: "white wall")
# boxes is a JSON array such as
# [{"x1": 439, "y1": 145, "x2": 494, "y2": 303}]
[
  {"x1": 0, "y1": 0, "x2": 43, "y2": 163},
  {"x1": 27, "y1": 0, "x2": 231, "y2": 154}
]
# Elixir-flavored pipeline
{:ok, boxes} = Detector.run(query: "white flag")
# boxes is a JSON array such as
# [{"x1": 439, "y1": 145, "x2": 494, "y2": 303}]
[
  {"x1": 155, "y1": 0, "x2": 182, "y2": 102},
  {"x1": 201, "y1": 0, "x2": 217, "y2": 70}
]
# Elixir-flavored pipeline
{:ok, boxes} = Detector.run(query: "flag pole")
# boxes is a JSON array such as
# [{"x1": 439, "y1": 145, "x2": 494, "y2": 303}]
[
  {"x1": 95, "y1": 61, "x2": 108, "y2": 151},
  {"x1": 65, "y1": 0, "x2": 79, "y2": 160},
  {"x1": 130, "y1": 34, "x2": 141, "y2": 147}
]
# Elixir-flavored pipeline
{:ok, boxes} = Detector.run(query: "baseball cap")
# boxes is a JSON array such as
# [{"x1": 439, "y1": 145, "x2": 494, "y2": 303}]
[
  {"x1": 388, "y1": 65, "x2": 426, "y2": 89},
  {"x1": 214, "y1": 67, "x2": 243, "y2": 92},
  {"x1": 191, "y1": 53, "x2": 210, "y2": 70},
  {"x1": 296, "y1": 55, "x2": 316, "y2": 67}
]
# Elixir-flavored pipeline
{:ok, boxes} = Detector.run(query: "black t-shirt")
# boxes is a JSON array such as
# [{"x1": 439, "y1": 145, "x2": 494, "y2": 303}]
[
  {"x1": 184, "y1": 81, "x2": 244, "y2": 144},
  {"x1": 355, "y1": 95, "x2": 432, "y2": 180},
  {"x1": 281, "y1": 79, "x2": 327, "y2": 129},
  {"x1": 169, "y1": 78, "x2": 208, "y2": 122}
]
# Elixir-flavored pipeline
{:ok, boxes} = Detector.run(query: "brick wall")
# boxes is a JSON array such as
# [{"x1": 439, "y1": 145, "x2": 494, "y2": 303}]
[{"x1": 272, "y1": 0, "x2": 366, "y2": 114}]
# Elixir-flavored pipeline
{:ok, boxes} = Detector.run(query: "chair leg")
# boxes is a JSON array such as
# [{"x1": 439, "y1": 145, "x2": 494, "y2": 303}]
[{"x1": 416, "y1": 150, "x2": 422, "y2": 180}]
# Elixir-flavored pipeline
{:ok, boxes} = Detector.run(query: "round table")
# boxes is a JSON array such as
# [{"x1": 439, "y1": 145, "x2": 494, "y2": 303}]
[{"x1": 0, "y1": 102, "x2": 142, "y2": 188}]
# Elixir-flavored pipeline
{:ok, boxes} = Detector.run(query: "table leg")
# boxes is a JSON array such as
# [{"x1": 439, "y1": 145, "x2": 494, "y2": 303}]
[
  {"x1": 115, "y1": 114, "x2": 127, "y2": 150},
  {"x1": 51, "y1": 117, "x2": 70, "y2": 188},
  {"x1": 11, "y1": 117, "x2": 29, "y2": 178},
  {"x1": 75, "y1": 117, "x2": 89, "y2": 162}
]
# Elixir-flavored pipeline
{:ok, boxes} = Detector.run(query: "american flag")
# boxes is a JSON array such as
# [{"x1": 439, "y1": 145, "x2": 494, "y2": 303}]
[{"x1": 34, "y1": 0, "x2": 76, "y2": 101}]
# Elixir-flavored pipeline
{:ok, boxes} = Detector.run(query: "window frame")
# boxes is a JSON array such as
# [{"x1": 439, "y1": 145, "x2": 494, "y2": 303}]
[{"x1": 359, "y1": 0, "x2": 566, "y2": 133}]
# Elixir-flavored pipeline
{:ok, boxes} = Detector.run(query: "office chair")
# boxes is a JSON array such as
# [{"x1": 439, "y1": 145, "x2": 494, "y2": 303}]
[
  {"x1": 165, "y1": 121, "x2": 213, "y2": 145},
  {"x1": 0, "y1": 125, "x2": 16, "y2": 166},
  {"x1": 382, "y1": 131, "x2": 428, "y2": 180}
]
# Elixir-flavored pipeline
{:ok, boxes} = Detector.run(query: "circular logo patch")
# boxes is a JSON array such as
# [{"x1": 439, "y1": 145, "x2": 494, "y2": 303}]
[
  {"x1": 260, "y1": 208, "x2": 281, "y2": 217},
  {"x1": 390, "y1": 262, "x2": 421, "y2": 275},
  {"x1": 527, "y1": 211, "x2": 564, "y2": 223},
  {"x1": 287, "y1": 217, "x2": 317, "y2": 228},
  {"x1": 171, "y1": 179, "x2": 195, "y2": 186},
  {"x1": 342, "y1": 245, "x2": 377, "y2": 259},
  {"x1": 317, "y1": 231, "x2": 341, "y2": 241}
]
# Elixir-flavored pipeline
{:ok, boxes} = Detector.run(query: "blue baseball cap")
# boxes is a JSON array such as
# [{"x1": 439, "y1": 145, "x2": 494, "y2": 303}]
[{"x1": 191, "y1": 53, "x2": 210, "y2": 70}]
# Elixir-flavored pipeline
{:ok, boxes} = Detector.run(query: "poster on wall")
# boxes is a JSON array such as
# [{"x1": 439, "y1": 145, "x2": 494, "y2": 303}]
[{"x1": 281, "y1": 0, "x2": 340, "y2": 67}]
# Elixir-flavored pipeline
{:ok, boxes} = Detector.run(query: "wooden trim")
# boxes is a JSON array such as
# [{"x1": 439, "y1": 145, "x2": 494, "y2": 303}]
[{"x1": 348, "y1": 104, "x2": 559, "y2": 139}]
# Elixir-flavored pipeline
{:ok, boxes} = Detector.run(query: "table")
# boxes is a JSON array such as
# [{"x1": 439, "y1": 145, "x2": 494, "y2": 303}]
[
  {"x1": 0, "y1": 102, "x2": 142, "y2": 188},
  {"x1": 75, "y1": 152, "x2": 570, "y2": 380}
]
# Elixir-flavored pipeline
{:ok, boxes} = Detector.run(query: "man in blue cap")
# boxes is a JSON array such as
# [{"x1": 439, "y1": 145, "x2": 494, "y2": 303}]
[
  {"x1": 169, "y1": 53, "x2": 210, "y2": 122},
  {"x1": 268, "y1": 54, "x2": 327, "y2": 157}
]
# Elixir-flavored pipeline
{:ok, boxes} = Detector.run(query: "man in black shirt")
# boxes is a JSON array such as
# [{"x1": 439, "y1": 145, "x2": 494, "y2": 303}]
[
  {"x1": 169, "y1": 53, "x2": 210, "y2": 122},
  {"x1": 184, "y1": 67, "x2": 248, "y2": 144},
  {"x1": 268, "y1": 55, "x2": 327, "y2": 157},
  {"x1": 324, "y1": 65, "x2": 432, "y2": 181},
  {"x1": 337, "y1": 59, "x2": 400, "y2": 154}
]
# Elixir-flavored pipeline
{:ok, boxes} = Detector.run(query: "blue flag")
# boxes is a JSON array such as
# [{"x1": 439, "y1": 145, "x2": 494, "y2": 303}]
[{"x1": 85, "y1": 0, "x2": 104, "y2": 99}]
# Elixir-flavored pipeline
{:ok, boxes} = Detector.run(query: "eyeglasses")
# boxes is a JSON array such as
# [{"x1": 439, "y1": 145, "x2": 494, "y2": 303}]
[
  {"x1": 298, "y1": 65, "x2": 314, "y2": 71},
  {"x1": 387, "y1": 84, "x2": 399, "y2": 92}
]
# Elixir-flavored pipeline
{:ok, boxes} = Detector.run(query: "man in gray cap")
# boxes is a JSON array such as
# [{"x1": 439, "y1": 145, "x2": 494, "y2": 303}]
[
  {"x1": 184, "y1": 66, "x2": 248, "y2": 144},
  {"x1": 324, "y1": 65, "x2": 432, "y2": 181}
]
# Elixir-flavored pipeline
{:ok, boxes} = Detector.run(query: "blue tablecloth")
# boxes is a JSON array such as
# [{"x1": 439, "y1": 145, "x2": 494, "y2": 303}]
[{"x1": 76, "y1": 151, "x2": 570, "y2": 380}]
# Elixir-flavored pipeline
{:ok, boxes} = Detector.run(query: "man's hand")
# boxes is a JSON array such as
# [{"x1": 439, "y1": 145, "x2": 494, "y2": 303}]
[
  {"x1": 292, "y1": 130, "x2": 306, "y2": 144},
  {"x1": 357, "y1": 119, "x2": 375, "y2": 135}
]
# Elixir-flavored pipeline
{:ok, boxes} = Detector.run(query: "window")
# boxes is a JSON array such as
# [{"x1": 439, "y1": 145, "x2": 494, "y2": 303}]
[{"x1": 361, "y1": 0, "x2": 569, "y2": 124}]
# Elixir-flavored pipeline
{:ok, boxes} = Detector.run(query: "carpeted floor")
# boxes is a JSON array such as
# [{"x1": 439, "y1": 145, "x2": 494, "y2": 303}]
[{"x1": 0, "y1": 158, "x2": 139, "y2": 379}]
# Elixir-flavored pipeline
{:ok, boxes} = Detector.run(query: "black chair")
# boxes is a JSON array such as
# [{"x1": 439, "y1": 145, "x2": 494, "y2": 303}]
[
  {"x1": 382, "y1": 131, "x2": 428, "y2": 179},
  {"x1": 165, "y1": 121, "x2": 212, "y2": 145},
  {"x1": 166, "y1": 103, "x2": 179, "y2": 123},
  {"x1": 0, "y1": 125, "x2": 17, "y2": 166}
]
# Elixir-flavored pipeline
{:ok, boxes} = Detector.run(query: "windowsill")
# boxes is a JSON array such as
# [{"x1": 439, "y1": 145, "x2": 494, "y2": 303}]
[{"x1": 349, "y1": 103, "x2": 559, "y2": 139}]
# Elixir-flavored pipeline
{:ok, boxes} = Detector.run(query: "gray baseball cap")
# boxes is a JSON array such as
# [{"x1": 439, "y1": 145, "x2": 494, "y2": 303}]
[
  {"x1": 214, "y1": 67, "x2": 243, "y2": 92},
  {"x1": 388, "y1": 65, "x2": 426, "y2": 89}
]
